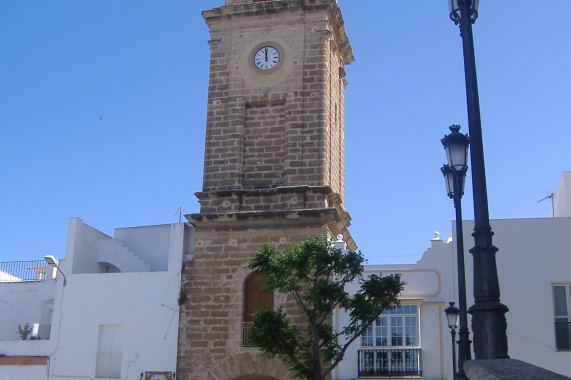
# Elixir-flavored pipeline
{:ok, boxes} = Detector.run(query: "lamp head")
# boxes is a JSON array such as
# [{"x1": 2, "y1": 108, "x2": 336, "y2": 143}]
[
  {"x1": 448, "y1": 0, "x2": 479, "y2": 24},
  {"x1": 44, "y1": 255, "x2": 66, "y2": 286},
  {"x1": 444, "y1": 301, "x2": 460, "y2": 330},
  {"x1": 44, "y1": 255, "x2": 59, "y2": 267},
  {"x1": 441, "y1": 165, "x2": 455, "y2": 199},
  {"x1": 441, "y1": 125, "x2": 469, "y2": 171}
]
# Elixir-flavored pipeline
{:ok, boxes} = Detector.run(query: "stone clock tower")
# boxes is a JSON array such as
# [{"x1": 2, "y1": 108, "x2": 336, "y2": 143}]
[{"x1": 177, "y1": 1, "x2": 354, "y2": 378}]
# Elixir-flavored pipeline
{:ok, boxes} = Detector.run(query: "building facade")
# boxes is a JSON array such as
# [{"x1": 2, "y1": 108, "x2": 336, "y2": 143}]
[
  {"x1": 176, "y1": 1, "x2": 356, "y2": 378},
  {"x1": 0, "y1": 218, "x2": 191, "y2": 380},
  {"x1": 334, "y1": 171, "x2": 571, "y2": 380}
]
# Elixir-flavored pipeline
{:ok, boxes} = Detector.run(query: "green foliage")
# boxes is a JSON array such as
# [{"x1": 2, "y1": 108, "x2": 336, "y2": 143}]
[
  {"x1": 17, "y1": 323, "x2": 32, "y2": 340},
  {"x1": 247, "y1": 236, "x2": 402, "y2": 380},
  {"x1": 177, "y1": 288, "x2": 188, "y2": 306}
]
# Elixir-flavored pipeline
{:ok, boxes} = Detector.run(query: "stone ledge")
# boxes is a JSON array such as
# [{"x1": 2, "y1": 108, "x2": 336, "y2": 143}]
[
  {"x1": 464, "y1": 359, "x2": 571, "y2": 380},
  {"x1": 195, "y1": 185, "x2": 333, "y2": 199},
  {"x1": 205, "y1": 0, "x2": 332, "y2": 19},
  {"x1": 186, "y1": 207, "x2": 356, "y2": 250},
  {"x1": 187, "y1": 207, "x2": 337, "y2": 226}
]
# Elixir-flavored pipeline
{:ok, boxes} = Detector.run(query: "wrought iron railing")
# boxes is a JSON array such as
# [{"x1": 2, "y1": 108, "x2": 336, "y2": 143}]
[
  {"x1": 555, "y1": 321, "x2": 571, "y2": 350},
  {"x1": 241, "y1": 322, "x2": 252, "y2": 347},
  {"x1": 358, "y1": 347, "x2": 421, "y2": 378},
  {"x1": 0, "y1": 260, "x2": 47, "y2": 282}
]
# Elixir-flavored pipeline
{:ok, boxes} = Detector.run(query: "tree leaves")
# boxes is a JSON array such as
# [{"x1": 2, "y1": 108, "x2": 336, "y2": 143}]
[{"x1": 246, "y1": 236, "x2": 403, "y2": 380}]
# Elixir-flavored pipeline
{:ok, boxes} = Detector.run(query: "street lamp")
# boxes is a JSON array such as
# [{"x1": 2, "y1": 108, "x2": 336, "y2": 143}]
[
  {"x1": 441, "y1": 124, "x2": 471, "y2": 379},
  {"x1": 448, "y1": 0, "x2": 479, "y2": 23},
  {"x1": 44, "y1": 255, "x2": 66, "y2": 286},
  {"x1": 445, "y1": 302, "x2": 460, "y2": 380},
  {"x1": 447, "y1": 0, "x2": 509, "y2": 359}
]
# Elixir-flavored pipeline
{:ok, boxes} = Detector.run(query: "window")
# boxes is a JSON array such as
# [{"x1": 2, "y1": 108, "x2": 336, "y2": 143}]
[
  {"x1": 362, "y1": 305, "x2": 420, "y2": 348},
  {"x1": 243, "y1": 272, "x2": 274, "y2": 322},
  {"x1": 242, "y1": 272, "x2": 273, "y2": 346},
  {"x1": 553, "y1": 285, "x2": 571, "y2": 350},
  {"x1": 359, "y1": 305, "x2": 421, "y2": 377},
  {"x1": 95, "y1": 324, "x2": 123, "y2": 378}
]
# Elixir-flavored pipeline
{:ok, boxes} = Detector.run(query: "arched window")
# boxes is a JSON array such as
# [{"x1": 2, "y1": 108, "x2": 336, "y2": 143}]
[{"x1": 243, "y1": 272, "x2": 274, "y2": 323}]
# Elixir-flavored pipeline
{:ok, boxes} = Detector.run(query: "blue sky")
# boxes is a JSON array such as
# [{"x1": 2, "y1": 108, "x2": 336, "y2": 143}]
[{"x1": 1, "y1": 1, "x2": 570, "y2": 264}]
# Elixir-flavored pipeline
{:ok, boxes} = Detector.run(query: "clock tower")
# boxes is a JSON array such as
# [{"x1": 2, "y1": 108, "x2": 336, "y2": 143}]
[{"x1": 177, "y1": 1, "x2": 355, "y2": 378}]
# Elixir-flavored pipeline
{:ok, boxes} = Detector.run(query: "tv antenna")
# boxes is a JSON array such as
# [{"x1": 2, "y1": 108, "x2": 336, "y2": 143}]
[
  {"x1": 537, "y1": 193, "x2": 555, "y2": 217},
  {"x1": 175, "y1": 206, "x2": 183, "y2": 223}
]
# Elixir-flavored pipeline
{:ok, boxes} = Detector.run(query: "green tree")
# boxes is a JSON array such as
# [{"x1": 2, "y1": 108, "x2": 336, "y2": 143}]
[{"x1": 246, "y1": 236, "x2": 402, "y2": 380}]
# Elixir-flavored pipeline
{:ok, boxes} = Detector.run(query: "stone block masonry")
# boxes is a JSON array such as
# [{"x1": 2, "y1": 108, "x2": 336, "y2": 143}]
[
  {"x1": 200, "y1": 0, "x2": 353, "y2": 203},
  {"x1": 177, "y1": 211, "x2": 342, "y2": 379}
]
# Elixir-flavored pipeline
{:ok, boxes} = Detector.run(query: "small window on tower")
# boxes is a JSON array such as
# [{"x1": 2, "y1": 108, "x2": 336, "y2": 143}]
[{"x1": 242, "y1": 272, "x2": 273, "y2": 346}]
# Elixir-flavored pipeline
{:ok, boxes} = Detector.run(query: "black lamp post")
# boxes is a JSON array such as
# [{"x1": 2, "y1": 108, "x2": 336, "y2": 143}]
[
  {"x1": 445, "y1": 302, "x2": 460, "y2": 380},
  {"x1": 441, "y1": 124, "x2": 471, "y2": 379},
  {"x1": 447, "y1": 0, "x2": 509, "y2": 359}
]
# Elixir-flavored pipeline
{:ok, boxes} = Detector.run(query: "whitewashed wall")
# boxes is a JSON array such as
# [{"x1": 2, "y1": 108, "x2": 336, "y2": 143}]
[
  {"x1": 333, "y1": 236, "x2": 455, "y2": 380},
  {"x1": 45, "y1": 219, "x2": 191, "y2": 380},
  {"x1": 0, "y1": 280, "x2": 56, "y2": 341},
  {"x1": 553, "y1": 171, "x2": 571, "y2": 217},
  {"x1": 335, "y1": 215, "x2": 571, "y2": 379},
  {"x1": 466, "y1": 217, "x2": 571, "y2": 377},
  {"x1": 0, "y1": 363, "x2": 48, "y2": 380},
  {"x1": 0, "y1": 218, "x2": 192, "y2": 380}
]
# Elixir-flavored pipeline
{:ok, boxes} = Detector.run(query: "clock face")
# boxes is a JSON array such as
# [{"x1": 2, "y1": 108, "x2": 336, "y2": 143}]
[{"x1": 253, "y1": 46, "x2": 280, "y2": 70}]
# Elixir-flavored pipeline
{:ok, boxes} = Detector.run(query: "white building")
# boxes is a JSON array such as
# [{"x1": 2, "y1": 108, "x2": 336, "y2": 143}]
[
  {"x1": 333, "y1": 233, "x2": 454, "y2": 380},
  {"x1": 553, "y1": 171, "x2": 571, "y2": 217},
  {"x1": 0, "y1": 217, "x2": 193, "y2": 380},
  {"x1": 334, "y1": 171, "x2": 571, "y2": 380}
]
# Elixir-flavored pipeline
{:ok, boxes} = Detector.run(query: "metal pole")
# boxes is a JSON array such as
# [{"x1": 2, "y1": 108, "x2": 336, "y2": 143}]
[
  {"x1": 451, "y1": 328, "x2": 458, "y2": 380},
  {"x1": 453, "y1": 171, "x2": 471, "y2": 379},
  {"x1": 457, "y1": 0, "x2": 509, "y2": 359}
]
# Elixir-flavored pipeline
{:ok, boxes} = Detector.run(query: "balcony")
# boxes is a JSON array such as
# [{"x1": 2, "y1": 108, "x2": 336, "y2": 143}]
[
  {"x1": 358, "y1": 348, "x2": 421, "y2": 378},
  {"x1": 241, "y1": 322, "x2": 252, "y2": 347},
  {"x1": 0, "y1": 261, "x2": 48, "y2": 283}
]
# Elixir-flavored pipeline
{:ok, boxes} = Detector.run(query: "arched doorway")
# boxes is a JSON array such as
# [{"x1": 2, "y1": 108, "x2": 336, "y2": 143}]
[{"x1": 242, "y1": 272, "x2": 274, "y2": 346}]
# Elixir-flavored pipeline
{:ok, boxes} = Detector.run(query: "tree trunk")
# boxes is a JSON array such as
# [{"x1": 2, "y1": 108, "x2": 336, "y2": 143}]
[{"x1": 311, "y1": 319, "x2": 323, "y2": 380}]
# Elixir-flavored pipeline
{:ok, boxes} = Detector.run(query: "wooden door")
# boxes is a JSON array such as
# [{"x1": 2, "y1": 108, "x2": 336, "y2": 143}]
[{"x1": 243, "y1": 272, "x2": 274, "y2": 322}]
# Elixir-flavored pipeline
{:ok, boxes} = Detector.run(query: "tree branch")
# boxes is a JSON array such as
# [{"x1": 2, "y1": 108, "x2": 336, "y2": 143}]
[
  {"x1": 247, "y1": 237, "x2": 401, "y2": 380},
  {"x1": 322, "y1": 315, "x2": 380, "y2": 377},
  {"x1": 291, "y1": 283, "x2": 310, "y2": 316}
]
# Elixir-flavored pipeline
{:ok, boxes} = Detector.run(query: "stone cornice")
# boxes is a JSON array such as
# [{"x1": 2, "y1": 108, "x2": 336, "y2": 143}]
[
  {"x1": 202, "y1": 0, "x2": 354, "y2": 65},
  {"x1": 186, "y1": 206, "x2": 356, "y2": 250},
  {"x1": 204, "y1": 0, "x2": 332, "y2": 20},
  {"x1": 187, "y1": 207, "x2": 337, "y2": 227},
  {"x1": 195, "y1": 185, "x2": 333, "y2": 200}
]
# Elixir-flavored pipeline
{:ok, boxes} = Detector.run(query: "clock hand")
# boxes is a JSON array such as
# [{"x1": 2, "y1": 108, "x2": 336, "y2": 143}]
[{"x1": 265, "y1": 48, "x2": 268, "y2": 62}]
